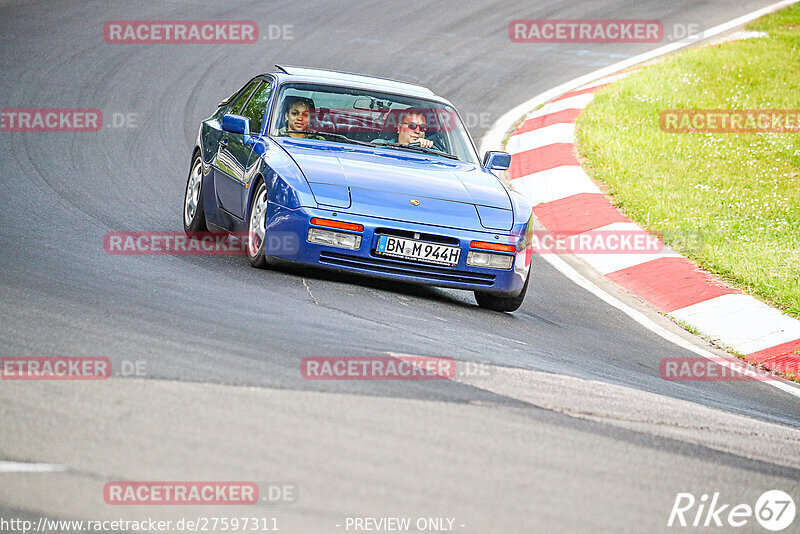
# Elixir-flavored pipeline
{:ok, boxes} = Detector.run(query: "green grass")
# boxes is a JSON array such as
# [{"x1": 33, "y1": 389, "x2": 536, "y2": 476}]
[
  {"x1": 674, "y1": 319, "x2": 701, "y2": 336},
  {"x1": 575, "y1": 4, "x2": 800, "y2": 318}
]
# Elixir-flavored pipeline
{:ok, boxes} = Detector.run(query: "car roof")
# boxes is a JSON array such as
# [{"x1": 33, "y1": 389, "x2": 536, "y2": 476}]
[{"x1": 268, "y1": 65, "x2": 443, "y2": 101}]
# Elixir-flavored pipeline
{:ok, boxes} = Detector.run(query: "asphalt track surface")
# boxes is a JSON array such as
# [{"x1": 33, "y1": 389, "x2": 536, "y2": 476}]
[{"x1": 0, "y1": 1, "x2": 798, "y2": 532}]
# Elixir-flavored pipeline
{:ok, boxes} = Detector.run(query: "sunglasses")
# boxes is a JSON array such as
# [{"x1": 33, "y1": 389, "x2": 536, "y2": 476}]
[{"x1": 400, "y1": 121, "x2": 427, "y2": 132}]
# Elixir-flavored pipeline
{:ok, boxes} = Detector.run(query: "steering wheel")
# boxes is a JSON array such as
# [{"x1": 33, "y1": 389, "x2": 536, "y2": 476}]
[{"x1": 407, "y1": 140, "x2": 446, "y2": 153}]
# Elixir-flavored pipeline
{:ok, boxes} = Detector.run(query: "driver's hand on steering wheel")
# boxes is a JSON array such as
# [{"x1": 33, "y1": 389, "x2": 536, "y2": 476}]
[{"x1": 413, "y1": 138, "x2": 434, "y2": 148}]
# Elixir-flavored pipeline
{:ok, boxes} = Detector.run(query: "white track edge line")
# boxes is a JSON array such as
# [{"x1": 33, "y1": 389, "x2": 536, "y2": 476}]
[
  {"x1": 482, "y1": 0, "x2": 800, "y2": 399},
  {"x1": 0, "y1": 461, "x2": 68, "y2": 473}
]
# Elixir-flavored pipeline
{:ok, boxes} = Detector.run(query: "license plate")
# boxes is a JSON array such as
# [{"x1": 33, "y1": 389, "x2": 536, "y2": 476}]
[{"x1": 376, "y1": 235, "x2": 461, "y2": 266}]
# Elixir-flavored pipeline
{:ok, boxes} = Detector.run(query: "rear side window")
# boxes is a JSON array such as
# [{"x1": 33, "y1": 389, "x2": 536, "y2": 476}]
[
  {"x1": 229, "y1": 81, "x2": 259, "y2": 115},
  {"x1": 241, "y1": 81, "x2": 273, "y2": 134}
]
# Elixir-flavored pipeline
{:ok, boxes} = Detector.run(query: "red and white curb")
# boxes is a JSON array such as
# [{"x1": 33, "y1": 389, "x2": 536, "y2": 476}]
[
  {"x1": 482, "y1": 0, "x2": 800, "y2": 388},
  {"x1": 507, "y1": 77, "x2": 800, "y2": 375}
]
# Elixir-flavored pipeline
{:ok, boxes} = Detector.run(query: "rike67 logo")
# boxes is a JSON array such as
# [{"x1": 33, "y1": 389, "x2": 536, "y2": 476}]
[{"x1": 668, "y1": 490, "x2": 796, "y2": 531}]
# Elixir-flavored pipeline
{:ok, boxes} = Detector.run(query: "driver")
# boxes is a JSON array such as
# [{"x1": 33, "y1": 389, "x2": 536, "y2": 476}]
[
  {"x1": 277, "y1": 96, "x2": 325, "y2": 140},
  {"x1": 374, "y1": 109, "x2": 435, "y2": 148}
]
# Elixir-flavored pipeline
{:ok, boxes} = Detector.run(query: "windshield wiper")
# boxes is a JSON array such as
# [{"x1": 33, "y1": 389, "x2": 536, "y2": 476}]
[
  {"x1": 283, "y1": 130, "x2": 375, "y2": 147},
  {"x1": 376, "y1": 143, "x2": 459, "y2": 160}
]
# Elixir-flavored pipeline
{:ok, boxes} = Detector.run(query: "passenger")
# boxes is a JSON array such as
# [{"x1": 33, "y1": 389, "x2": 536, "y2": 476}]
[{"x1": 277, "y1": 97, "x2": 325, "y2": 140}]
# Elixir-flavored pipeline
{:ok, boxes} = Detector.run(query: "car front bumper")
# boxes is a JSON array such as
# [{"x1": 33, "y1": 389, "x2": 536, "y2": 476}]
[{"x1": 263, "y1": 204, "x2": 532, "y2": 296}]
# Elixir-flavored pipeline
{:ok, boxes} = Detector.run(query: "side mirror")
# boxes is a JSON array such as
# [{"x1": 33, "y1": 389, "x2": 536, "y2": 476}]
[
  {"x1": 222, "y1": 114, "x2": 250, "y2": 136},
  {"x1": 483, "y1": 151, "x2": 511, "y2": 171}
]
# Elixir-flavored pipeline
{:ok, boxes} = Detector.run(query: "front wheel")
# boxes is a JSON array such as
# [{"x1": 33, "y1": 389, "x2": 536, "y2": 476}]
[
  {"x1": 183, "y1": 153, "x2": 208, "y2": 235},
  {"x1": 474, "y1": 269, "x2": 530, "y2": 312},
  {"x1": 247, "y1": 181, "x2": 269, "y2": 269}
]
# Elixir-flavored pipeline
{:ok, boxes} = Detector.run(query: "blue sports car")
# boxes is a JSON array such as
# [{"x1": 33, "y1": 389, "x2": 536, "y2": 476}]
[{"x1": 183, "y1": 66, "x2": 533, "y2": 311}]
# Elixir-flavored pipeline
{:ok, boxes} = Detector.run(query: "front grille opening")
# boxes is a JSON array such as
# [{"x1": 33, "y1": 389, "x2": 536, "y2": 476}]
[{"x1": 319, "y1": 251, "x2": 496, "y2": 287}]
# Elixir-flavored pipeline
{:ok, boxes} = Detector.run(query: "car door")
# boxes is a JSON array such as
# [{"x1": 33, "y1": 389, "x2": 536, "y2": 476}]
[
  {"x1": 214, "y1": 80, "x2": 261, "y2": 219},
  {"x1": 235, "y1": 79, "x2": 273, "y2": 214}
]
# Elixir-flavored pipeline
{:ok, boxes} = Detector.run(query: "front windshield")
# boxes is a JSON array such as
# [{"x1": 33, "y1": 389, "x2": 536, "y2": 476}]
[{"x1": 269, "y1": 82, "x2": 480, "y2": 164}]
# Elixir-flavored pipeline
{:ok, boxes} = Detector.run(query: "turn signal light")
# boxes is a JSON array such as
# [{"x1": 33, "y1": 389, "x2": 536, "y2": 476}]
[
  {"x1": 469, "y1": 241, "x2": 515, "y2": 253},
  {"x1": 310, "y1": 218, "x2": 364, "y2": 232}
]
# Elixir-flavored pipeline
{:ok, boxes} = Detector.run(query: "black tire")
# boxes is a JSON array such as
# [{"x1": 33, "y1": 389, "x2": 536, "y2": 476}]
[
  {"x1": 246, "y1": 180, "x2": 269, "y2": 269},
  {"x1": 183, "y1": 152, "x2": 208, "y2": 235},
  {"x1": 474, "y1": 268, "x2": 530, "y2": 312}
]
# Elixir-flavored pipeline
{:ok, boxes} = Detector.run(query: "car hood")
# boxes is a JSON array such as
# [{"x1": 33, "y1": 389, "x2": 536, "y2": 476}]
[{"x1": 275, "y1": 138, "x2": 511, "y2": 209}]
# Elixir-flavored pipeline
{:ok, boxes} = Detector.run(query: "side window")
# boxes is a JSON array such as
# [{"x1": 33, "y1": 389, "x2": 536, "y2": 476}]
[
  {"x1": 241, "y1": 81, "x2": 273, "y2": 134},
  {"x1": 229, "y1": 81, "x2": 259, "y2": 115}
]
